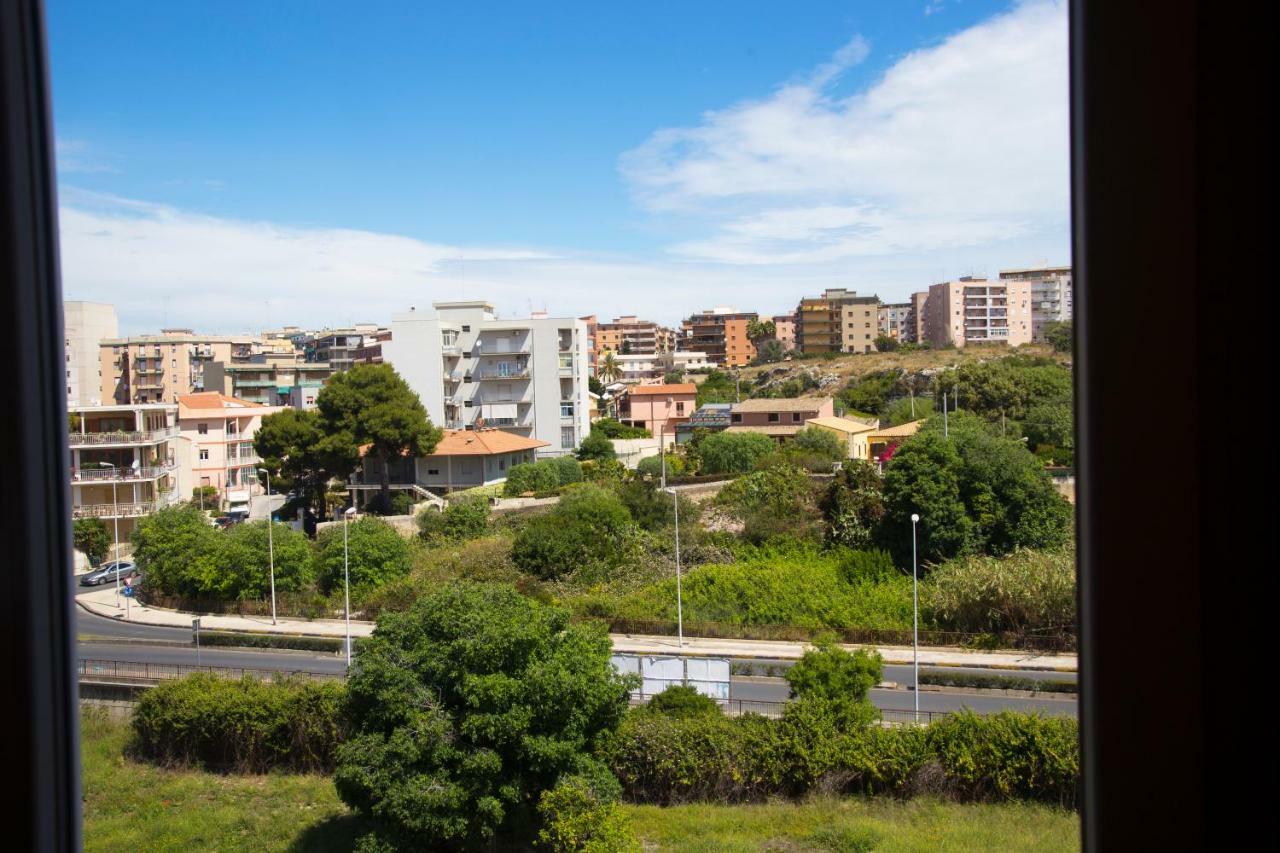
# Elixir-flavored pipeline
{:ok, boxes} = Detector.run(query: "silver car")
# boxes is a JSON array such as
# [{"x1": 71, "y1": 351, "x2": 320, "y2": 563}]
[{"x1": 80, "y1": 560, "x2": 137, "y2": 586}]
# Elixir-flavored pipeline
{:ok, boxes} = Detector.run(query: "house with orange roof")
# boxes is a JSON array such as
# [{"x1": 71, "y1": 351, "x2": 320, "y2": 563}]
[
  {"x1": 176, "y1": 392, "x2": 282, "y2": 513},
  {"x1": 350, "y1": 428, "x2": 550, "y2": 505},
  {"x1": 616, "y1": 382, "x2": 697, "y2": 437}
]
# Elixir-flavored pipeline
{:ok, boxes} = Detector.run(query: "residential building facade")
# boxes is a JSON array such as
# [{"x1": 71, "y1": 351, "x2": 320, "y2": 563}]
[
  {"x1": 616, "y1": 383, "x2": 697, "y2": 437},
  {"x1": 594, "y1": 315, "x2": 674, "y2": 357},
  {"x1": 349, "y1": 429, "x2": 549, "y2": 504},
  {"x1": 610, "y1": 351, "x2": 712, "y2": 384},
  {"x1": 910, "y1": 291, "x2": 930, "y2": 343},
  {"x1": 921, "y1": 277, "x2": 1033, "y2": 348},
  {"x1": 806, "y1": 415, "x2": 878, "y2": 460},
  {"x1": 69, "y1": 403, "x2": 183, "y2": 537},
  {"x1": 795, "y1": 289, "x2": 880, "y2": 354},
  {"x1": 177, "y1": 393, "x2": 278, "y2": 514},
  {"x1": 384, "y1": 301, "x2": 590, "y2": 457},
  {"x1": 771, "y1": 314, "x2": 797, "y2": 350},
  {"x1": 877, "y1": 303, "x2": 913, "y2": 342},
  {"x1": 99, "y1": 330, "x2": 257, "y2": 405},
  {"x1": 304, "y1": 325, "x2": 381, "y2": 371},
  {"x1": 203, "y1": 357, "x2": 337, "y2": 408},
  {"x1": 681, "y1": 307, "x2": 758, "y2": 367},
  {"x1": 999, "y1": 265, "x2": 1073, "y2": 342},
  {"x1": 726, "y1": 397, "x2": 836, "y2": 442},
  {"x1": 64, "y1": 301, "x2": 118, "y2": 407}
]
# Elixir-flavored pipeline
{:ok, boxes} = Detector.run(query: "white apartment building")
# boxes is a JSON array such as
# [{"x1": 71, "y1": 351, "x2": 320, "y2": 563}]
[
  {"x1": 999, "y1": 266, "x2": 1073, "y2": 342},
  {"x1": 69, "y1": 403, "x2": 184, "y2": 538},
  {"x1": 383, "y1": 301, "x2": 590, "y2": 457},
  {"x1": 63, "y1": 301, "x2": 118, "y2": 407},
  {"x1": 613, "y1": 350, "x2": 711, "y2": 383},
  {"x1": 922, "y1": 277, "x2": 1033, "y2": 348},
  {"x1": 177, "y1": 392, "x2": 278, "y2": 514}
]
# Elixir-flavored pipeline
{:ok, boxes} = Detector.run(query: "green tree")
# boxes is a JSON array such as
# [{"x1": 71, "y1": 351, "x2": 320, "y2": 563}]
[
  {"x1": 645, "y1": 685, "x2": 721, "y2": 718},
  {"x1": 316, "y1": 364, "x2": 442, "y2": 513},
  {"x1": 591, "y1": 418, "x2": 650, "y2": 439},
  {"x1": 786, "y1": 642, "x2": 883, "y2": 708},
  {"x1": 695, "y1": 431, "x2": 774, "y2": 474},
  {"x1": 333, "y1": 583, "x2": 634, "y2": 849},
  {"x1": 598, "y1": 352, "x2": 621, "y2": 385},
  {"x1": 1022, "y1": 401, "x2": 1075, "y2": 465},
  {"x1": 315, "y1": 515, "x2": 413, "y2": 594},
  {"x1": 819, "y1": 460, "x2": 886, "y2": 549},
  {"x1": 745, "y1": 318, "x2": 776, "y2": 343},
  {"x1": 588, "y1": 374, "x2": 606, "y2": 397},
  {"x1": 662, "y1": 369, "x2": 685, "y2": 384},
  {"x1": 576, "y1": 430, "x2": 616, "y2": 462},
  {"x1": 1043, "y1": 320, "x2": 1073, "y2": 353},
  {"x1": 217, "y1": 520, "x2": 315, "y2": 598},
  {"x1": 73, "y1": 518, "x2": 112, "y2": 566},
  {"x1": 254, "y1": 408, "x2": 357, "y2": 522},
  {"x1": 840, "y1": 370, "x2": 900, "y2": 414},
  {"x1": 874, "y1": 334, "x2": 899, "y2": 352},
  {"x1": 694, "y1": 370, "x2": 738, "y2": 406},
  {"x1": 418, "y1": 494, "x2": 490, "y2": 543},
  {"x1": 752, "y1": 339, "x2": 786, "y2": 365},
  {"x1": 788, "y1": 426, "x2": 845, "y2": 462},
  {"x1": 131, "y1": 504, "x2": 226, "y2": 597},
  {"x1": 511, "y1": 484, "x2": 634, "y2": 580}
]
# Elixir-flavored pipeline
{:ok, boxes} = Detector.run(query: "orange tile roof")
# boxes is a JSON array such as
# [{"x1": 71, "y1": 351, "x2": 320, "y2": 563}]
[
  {"x1": 626, "y1": 383, "x2": 697, "y2": 396},
  {"x1": 177, "y1": 392, "x2": 264, "y2": 414},
  {"x1": 429, "y1": 429, "x2": 550, "y2": 456}
]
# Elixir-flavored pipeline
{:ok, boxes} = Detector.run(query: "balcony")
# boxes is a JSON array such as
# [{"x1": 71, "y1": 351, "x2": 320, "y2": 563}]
[
  {"x1": 482, "y1": 392, "x2": 533, "y2": 404},
  {"x1": 476, "y1": 346, "x2": 530, "y2": 356},
  {"x1": 71, "y1": 461, "x2": 177, "y2": 482},
  {"x1": 134, "y1": 365, "x2": 164, "y2": 375},
  {"x1": 472, "y1": 368, "x2": 531, "y2": 381},
  {"x1": 69, "y1": 427, "x2": 178, "y2": 447},
  {"x1": 134, "y1": 379, "x2": 165, "y2": 391},
  {"x1": 441, "y1": 343, "x2": 462, "y2": 357}
]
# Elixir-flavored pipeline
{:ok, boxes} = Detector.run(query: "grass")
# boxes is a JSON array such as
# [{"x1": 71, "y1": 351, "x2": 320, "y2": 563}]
[
  {"x1": 83, "y1": 710, "x2": 1078, "y2": 852},
  {"x1": 626, "y1": 798, "x2": 1079, "y2": 852}
]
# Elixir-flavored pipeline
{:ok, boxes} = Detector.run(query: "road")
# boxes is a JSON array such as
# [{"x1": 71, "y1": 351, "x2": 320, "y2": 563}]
[{"x1": 77, "y1": 608, "x2": 1077, "y2": 718}]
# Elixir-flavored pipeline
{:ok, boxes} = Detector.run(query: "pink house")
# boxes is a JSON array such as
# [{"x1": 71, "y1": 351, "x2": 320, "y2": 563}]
[
  {"x1": 726, "y1": 397, "x2": 836, "y2": 443},
  {"x1": 177, "y1": 392, "x2": 281, "y2": 513},
  {"x1": 617, "y1": 383, "x2": 697, "y2": 437}
]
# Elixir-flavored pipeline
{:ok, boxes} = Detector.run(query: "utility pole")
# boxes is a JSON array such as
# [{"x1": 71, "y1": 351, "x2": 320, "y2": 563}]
[{"x1": 943, "y1": 392, "x2": 949, "y2": 437}]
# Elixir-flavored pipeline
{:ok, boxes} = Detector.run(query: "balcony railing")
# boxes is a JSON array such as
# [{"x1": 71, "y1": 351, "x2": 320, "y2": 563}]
[
  {"x1": 476, "y1": 345, "x2": 530, "y2": 355},
  {"x1": 134, "y1": 366, "x2": 164, "y2": 375},
  {"x1": 69, "y1": 427, "x2": 178, "y2": 446},
  {"x1": 441, "y1": 343, "x2": 462, "y2": 356},
  {"x1": 472, "y1": 369, "x2": 531, "y2": 380},
  {"x1": 71, "y1": 490, "x2": 176, "y2": 519},
  {"x1": 71, "y1": 462, "x2": 177, "y2": 482}
]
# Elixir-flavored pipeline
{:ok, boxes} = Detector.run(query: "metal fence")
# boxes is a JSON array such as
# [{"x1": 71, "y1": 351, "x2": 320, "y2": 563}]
[{"x1": 77, "y1": 658, "x2": 341, "y2": 684}]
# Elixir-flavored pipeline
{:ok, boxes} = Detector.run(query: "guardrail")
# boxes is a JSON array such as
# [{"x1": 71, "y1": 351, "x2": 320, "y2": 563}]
[{"x1": 77, "y1": 658, "x2": 341, "y2": 683}]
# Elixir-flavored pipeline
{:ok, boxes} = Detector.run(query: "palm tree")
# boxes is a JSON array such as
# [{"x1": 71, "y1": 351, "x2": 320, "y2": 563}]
[{"x1": 599, "y1": 351, "x2": 621, "y2": 384}]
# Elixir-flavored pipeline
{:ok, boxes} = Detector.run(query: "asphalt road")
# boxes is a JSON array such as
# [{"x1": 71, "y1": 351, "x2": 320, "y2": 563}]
[{"x1": 77, "y1": 608, "x2": 1077, "y2": 718}]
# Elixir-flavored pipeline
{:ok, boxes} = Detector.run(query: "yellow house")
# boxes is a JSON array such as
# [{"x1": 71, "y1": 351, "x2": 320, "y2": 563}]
[
  {"x1": 806, "y1": 416, "x2": 879, "y2": 460},
  {"x1": 867, "y1": 420, "x2": 923, "y2": 463}
]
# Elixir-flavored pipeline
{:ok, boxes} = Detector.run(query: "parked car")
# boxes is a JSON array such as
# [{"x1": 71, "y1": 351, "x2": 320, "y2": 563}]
[{"x1": 80, "y1": 560, "x2": 137, "y2": 586}]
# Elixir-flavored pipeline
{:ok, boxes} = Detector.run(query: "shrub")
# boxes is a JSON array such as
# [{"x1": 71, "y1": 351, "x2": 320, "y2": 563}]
[
  {"x1": 819, "y1": 461, "x2": 886, "y2": 550},
  {"x1": 73, "y1": 517, "x2": 111, "y2": 566},
  {"x1": 537, "y1": 777, "x2": 640, "y2": 853},
  {"x1": 511, "y1": 485, "x2": 635, "y2": 580},
  {"x1": 695, "y1": 431, "x2": 775, "y2": 474},
  {"x1": 611, "y1": 480, "x2": 696, "y2": 532},
  {"x1": 927, "y1": 711, "x2": 1079, "y2": 806},
  {"x1": 788, "y1": 427, "x2": 845, "y2": 462},
  {"x1": 131, "y1": 674, "x2": 346, "y2": 772},
  {"x1": 924, "y1": 547, "x2": 1076, "y2": 636},
  {"x1": 190, "y1": 484, "x2": 219, "y2": 506},
  {"x1": 131, "y1": 504, "x2": 226, "y2": 598},
  {"x1": 635, "y1": 453, "x2": 684, "y2": 480},
  {"x1": 217, "y1": 520, "x2": 316, "y2": 597},
  {"x1": 577, "y1": 431, "x2": 617, "y2": 462},
  {"x1": 551, "y1": 455, "x2": 585, "y2": 485},
  {"x1": 592, "y1": 418, "x2": 651, "y2": 439},
  {"x1": 505, "y1": 459, "x2": 563, "y2": 496},
  {"x1": 333, "y1": 582, "x2": 635, "y2": 849},
  {"x1": 315, "y1": 516, "x2": 412, "y2": 594},
  {"x1": 418, "y1": 494, "x2": 491, "y2": 543},
  {"x1": 715, "y1": 463, "x2": 810, "y2": 518},
  {"x1": 389, "y1": 492, "x2": 415, "y2": 516},
  {"x1": 646, "y1": 685, "x2": 722, "y2": 718},
  {"x1": 785, "y1": 643, "x2": 882, "y2": 726}
]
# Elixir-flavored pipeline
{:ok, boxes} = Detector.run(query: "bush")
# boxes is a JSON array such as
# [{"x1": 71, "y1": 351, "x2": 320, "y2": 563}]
[
  {"x1": 785, "y1": 643, "x2": 882, "y2": 725},
  {"x1": 927, "y1": 711, "x2": 1079, "y2": 806},
  {"x1": 389, "y1": 492, "x2": 415, "y2": 516},
  {"x1": 715, "y1": 463, "x2": 810, "y2": 518},
  {"x1": 505, "y1": 459, "x2": 563, "y2": 496},
  {"x1": 418, "y1": 494, "x2": 490, "y2": 543},
  {"x1": 131, "y1": 504, "x2": 227, "y2": 598},
  {"x1": 315, "y1": 516, "x2": 412, "y2": 594},
  {"x1": 646, "y1": 685, "x2": 722, "y2": 719},
  {"x1": 190, "y1": 484, "x2": 219, "y2": 506},
  {"x1": 635, "y1": 453, "x2": 684, "y2": 480},
  {"x1": 537, "y1": 777, "x2": 639, "y2": 853},
  {"x1": 592, "y1": 418, "x2": 651, "y2": 439},
  {"x1": 511, "y1": 485, "x2": 634, "y2": 580},
  {"x1": 924, "y1": 547, "x2": 1076, "y2": 637},
  {"x1": 577, "y1": 431, "x2": 617, "y2": 462},
  {"x1": 788, "y1": 427, "x2": 845, "y2": 462},
  {"x1": 695, "y1": 431, "x2": 775, "y2": 474},
  {"x1": 551, "y1": 455, "x2": 585, "y2": 485},
  {"x1": 131, "y1": 674, "x2": 346, "y2": 772},
  {"x1": 217, "y1": 520, "x2": 316, "y2": 597},
  {"x1": 333, "y1": 582, "x2": 636, "y2": 849},
  {"x1": 73, "y1": 517, "x2": 111, "y2": 566},
  {"x1": 819, "y1": 461, "x2": 885, "y2": 550},
  {"x1": 611, "y1": 480, "x2": 696, "y2": 532}
]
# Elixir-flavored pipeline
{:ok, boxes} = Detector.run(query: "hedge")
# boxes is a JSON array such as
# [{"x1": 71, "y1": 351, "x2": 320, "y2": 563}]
[{"x1": 131, "y1": 674, "x2": 347, "y2": 773}]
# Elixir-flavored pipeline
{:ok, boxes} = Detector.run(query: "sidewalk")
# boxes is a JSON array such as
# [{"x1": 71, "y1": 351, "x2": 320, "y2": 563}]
[{"x1": 77, "y1": 587, "x2": 1077, "y2": 672}]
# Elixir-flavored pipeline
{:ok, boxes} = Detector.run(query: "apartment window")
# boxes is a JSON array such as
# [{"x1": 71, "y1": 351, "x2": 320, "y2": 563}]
[
  {"x1": 731, "y1": 413, "x2": 742, "y2": 423},
  {"x1": 560, "y1": 402, "x2": 574, "y2": 417},
  {"x1": 464, "y1": 400, "x2": 473, "y2": 407},
  {"x1": 197, "y1": 422, "x2": 208, "y2": 434},
  {"x1": 561, "y1": 427, "x2": 575, "y2": 449},
  {"x1": 792, "y1": 412, "x2": 801, "y2": 422},
  {"x1": 498, "y1": 457, "x2": 506, "y2": 471},
  {"x1": 461, "y1": 325, "x2": 470, "y2": 332},
  {"x1": 768, "y1": 413, "x2": 780, "y2": 423},
  {"x1": 199, "y1": 449, "x2": 209, "y2": 461},
  {"x1": 426, "y1": 468, "x2": 440, "y2": 476},
  {"x1": 676, "y1": 402, "x2": 685, "y2": 414}
]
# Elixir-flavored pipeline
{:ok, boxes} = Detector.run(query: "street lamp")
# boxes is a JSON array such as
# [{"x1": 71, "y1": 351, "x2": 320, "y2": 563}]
[
  {"x1": 100, "y1": 461, "x2": 122, "y2": 610},
  {"x1": 910, "y1": 513, "x2": 920, "y2": 723},
  {"x1": 342, "y1": 505, "x2": 357, "y2": 667},
  {"x1": 258, "y1": 468, "x2": 277, "y2": 625}
]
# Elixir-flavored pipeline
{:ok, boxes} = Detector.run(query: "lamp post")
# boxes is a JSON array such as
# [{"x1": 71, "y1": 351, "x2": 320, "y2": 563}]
[
  {"x1": 258, "y1": 468, "x2": 277, "y2": 625},
  {"x1": 910, "y1": 513, "x2": 920, "y2": 723},
  {"x1": 342, "y1": 505, "x2": 357, "y2": 667},
  {"x1": 100, "y1": 461, "x2": 121, "y2": 610}
]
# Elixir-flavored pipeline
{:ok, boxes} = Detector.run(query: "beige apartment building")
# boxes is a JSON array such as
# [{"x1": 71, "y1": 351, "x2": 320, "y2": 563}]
[
  {"x1": 910, "y1": 291, "x2": 930, "y2": 343},
  {"x1": 178, "y1": 392, "x2": 278, "y2": 514},
  {"x1": 921, "y1": 277, "x2": 1033, "y2": 348},
  {"x1": 99, "y1": 330, "x2": 258, "y2": 405},
  {"x1": 594, "y1": 316, "x2": 674, "y2": 357},
  {"x1": 771, "y1": 314, "x2": 797, "y2": 351},
  {"x1": 681, "y1": 307, "x2": 758, "y2": 367},
  {"x1": 204, "y1": 355, "x2": 337, "y2": 408},
  {"x1": 999, "y1": 265, "x2": 1073, "y2": 342},
  {"x1": 877, "y1": 302, "x2": 913, "y2": 342},
  {"x1": 796, "y1": 289, "x2": 880, "y2": 354},
  {"x1": 69, "y1": 403, "x2": 184, "y2": 538},
  {"x1": 63, "y1": 301, "x2": 118, "y2": 407}
]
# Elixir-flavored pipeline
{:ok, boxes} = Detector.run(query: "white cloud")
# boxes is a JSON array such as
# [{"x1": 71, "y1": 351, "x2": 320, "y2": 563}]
[
  {"x1": 56, "y1": 139, "x2": 119, "y2": 174},
  {"x1": 620, "y1": 0, "x2": 1068, "y2": 265}
]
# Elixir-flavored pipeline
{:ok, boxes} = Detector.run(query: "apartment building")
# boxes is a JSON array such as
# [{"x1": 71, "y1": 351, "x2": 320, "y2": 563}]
[
  {"x1": 772, "y1": 314, "x2": 797, "y2": 351},
  {"x1": 611, "y1": 350, "x2": 712, "y2": 384},
  {"x1": 910, "y1": 291, "x2": 929, "y2": 343},
  {"x1": 877, "y1": 303, "x2": 913, "y2": 342},
  {"x1": 383, "y1": 301, "x2": 591, "y2": 457},
  {"x1": 594, "y1": 315, "x2": 674, "y2": 357},
  {"x1": 680, "y1": 307, "x2": 758, "y2": 367},
  {"x1": 354, "y1": 329, "x2": 392, "y2": 365},
  {"x1": 616, "y1": 383, "x2": 698, "y2": 437},
  {"x1": 726, "y1": 397, "x2": 836, "y2": 442},
  {"x1": 99, "y1": 330, "x2": 257, "y2": 405},
  {"x1": 69, "y1": 403, "x2": 183, "y2": 538},
  {"x1": 203, "y1": 356, "x2": 337, "y2": 409},
  {"x1": 921, "y1": 277, "x2": 1033, "y2": 348},
  {"x1": 177, "y1": 392, "x2": 277, "y2": 514},
  {"x1": 796, "y1": 289, "x2": 880, "y2": 354},
  {"x1": 999, "y1": 265, "x2": 1073, "y2": 342},
  {"x1": 63, "y1": 301, "x2": 118, "y2": 407},
  {"x1": 304, "y1": 325, "x2": 381, "y2": 371}
]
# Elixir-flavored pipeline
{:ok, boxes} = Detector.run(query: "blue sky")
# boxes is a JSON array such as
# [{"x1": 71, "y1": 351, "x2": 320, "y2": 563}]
[{"x1": 48, "y1": 0, "x2": 1069, "y2": 334}]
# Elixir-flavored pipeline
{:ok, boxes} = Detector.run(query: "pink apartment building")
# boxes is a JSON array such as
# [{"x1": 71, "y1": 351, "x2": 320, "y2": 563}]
[
  {"x1": 617, "y1": 383, "x2": 697, "y2": 437},
  {"x1": 177, "y1": 392, "x2": 280, "y2": 514},
  {"x1": 726, "y1": 397, "x2": 836, "y2": 443}
]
